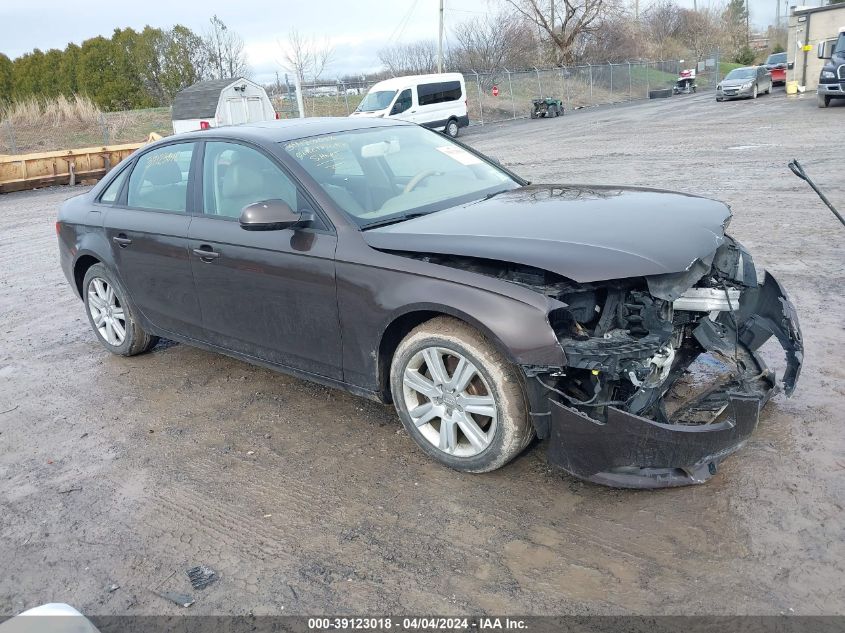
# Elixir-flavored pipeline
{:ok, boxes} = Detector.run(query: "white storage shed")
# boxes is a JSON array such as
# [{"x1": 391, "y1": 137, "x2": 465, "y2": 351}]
[{"x1": 171, "y1": 78, "x2": 276, "y2": 134}]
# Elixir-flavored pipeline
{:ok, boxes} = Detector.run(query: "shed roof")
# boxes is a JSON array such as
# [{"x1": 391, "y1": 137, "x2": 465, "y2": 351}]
[{"x1": 172, "y1": 78, "x2": 252, "y2": 120}]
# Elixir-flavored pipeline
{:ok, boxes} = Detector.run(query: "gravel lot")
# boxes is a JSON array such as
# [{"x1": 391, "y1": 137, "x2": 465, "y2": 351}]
[{"x1": 1, "y1": 89, "x2": 843, "y2": 617}]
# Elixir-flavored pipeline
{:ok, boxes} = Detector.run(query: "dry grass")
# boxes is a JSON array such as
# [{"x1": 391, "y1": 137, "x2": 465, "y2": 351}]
[
  {"x1": 0, "y1": 95, "x2": 171, "y2": 155},
  {"x1": 1, "y1": 95, "x2": 103, "y2": 128}
]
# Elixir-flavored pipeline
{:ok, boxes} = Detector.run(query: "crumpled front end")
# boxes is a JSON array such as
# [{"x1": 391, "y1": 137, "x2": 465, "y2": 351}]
[{"x1": 524, "y1": 236, "x2": 803, "y2": 488}]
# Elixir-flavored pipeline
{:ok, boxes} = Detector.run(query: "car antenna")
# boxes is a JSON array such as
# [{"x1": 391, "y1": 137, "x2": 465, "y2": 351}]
[{"x1": 788, "y1": 159, "x2": 845, "y2": 228}]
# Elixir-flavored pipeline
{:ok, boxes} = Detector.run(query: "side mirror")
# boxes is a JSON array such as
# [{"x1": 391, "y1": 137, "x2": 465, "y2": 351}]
[
  {"x1": 817, "y1": 40, "x2": 834, "y2": 60},
  {"x1": 239, "y1": 199, "x2": 311, "y2": 231}
]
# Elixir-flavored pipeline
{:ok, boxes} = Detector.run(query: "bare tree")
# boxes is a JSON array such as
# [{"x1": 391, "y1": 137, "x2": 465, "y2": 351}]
[
  {"x1": 579, "y1": 9, "x2": 643, "y2": 62},
  {"x1": 377, "y1": 40, "x2": 438, "y2": 76},
  {"x1": 642, "y1": 0, "x2": 684, "y2": 58},
  {"x1": 505, "y1": 0, "x2": 617, "y2": 64},
  {"x1": 677, "y1": 7, "x2": 723, "y2": 62},
  {"x1": 450, "y1": 10, "x2": 538, "y2": 71},
  {"x1": 205, "y1": 15, "x2": 250, "y2": 79},
  {"x1": 281, "y1": 28, "x2": 334, "y2": 82}
]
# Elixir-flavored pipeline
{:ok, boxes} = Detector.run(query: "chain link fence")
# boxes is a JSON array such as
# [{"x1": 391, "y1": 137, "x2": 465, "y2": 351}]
[
  {"x1": 1, "y1": 57, "x2": 723, "y2": 157},
  {"x1": 274, "y1": 56, "x2": 722, "y2": 125},
  {"x1": 467, "y1": 56, "x2": 722, "y2": 125},
  {"x1": 0, "y1": 106, "x2": 172, "y2": 156}
]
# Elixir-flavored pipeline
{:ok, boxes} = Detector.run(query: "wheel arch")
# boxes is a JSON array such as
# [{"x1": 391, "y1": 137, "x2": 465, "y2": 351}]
[
  {"x1": 376, "y1": 304, "x2": 518, "y2": 403},
  {"x1": 73, "y1": 253, "x2": 102, "y2": 297}
]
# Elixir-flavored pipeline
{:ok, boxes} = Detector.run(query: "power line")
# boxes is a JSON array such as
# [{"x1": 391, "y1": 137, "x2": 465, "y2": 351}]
[{"x1": 388, "y1": 0, "x2": 420, "y2": 44}]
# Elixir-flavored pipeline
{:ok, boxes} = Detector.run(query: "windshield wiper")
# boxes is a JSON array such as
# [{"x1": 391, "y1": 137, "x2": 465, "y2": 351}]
[
  {"x1": 361, "y1": 212, "x2": 431, "y2": 230},
  {"x1": 480, "y1": 189, "x2": 511, "y2": 201}
]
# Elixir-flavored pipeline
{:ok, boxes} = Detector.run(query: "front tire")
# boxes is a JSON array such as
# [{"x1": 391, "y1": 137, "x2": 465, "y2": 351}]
[
  {"x1": 752, "y1": 84, "x2": 758, "y2": 99},
  {"x1": 818, "y1": 94, "x2": 831, "y2": 108},
  {"x1": 83, "y1": 263, "x2": 158, "y2": 356},
  {"x1": 390, "y1": 317, "x2": 534, "y2": 473},
  {"x1": 445, "y1": 119, "x2": 459, "y2": 138}
]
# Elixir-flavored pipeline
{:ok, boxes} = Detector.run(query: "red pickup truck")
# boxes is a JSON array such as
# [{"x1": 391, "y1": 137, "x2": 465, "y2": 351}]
[{"x1": 764, "y1": 52, "x2": 788, "y2": 85}]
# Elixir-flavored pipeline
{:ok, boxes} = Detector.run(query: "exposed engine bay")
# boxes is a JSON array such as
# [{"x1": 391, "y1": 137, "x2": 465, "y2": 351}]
[{"x1": 391, "y1": 235, "x2": 803, "y2": 488}]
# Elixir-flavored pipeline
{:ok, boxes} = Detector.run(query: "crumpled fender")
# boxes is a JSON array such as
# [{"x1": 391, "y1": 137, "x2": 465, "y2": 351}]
[{"x1": 734, "y1": 270, "x2": 803, "y2": 395}]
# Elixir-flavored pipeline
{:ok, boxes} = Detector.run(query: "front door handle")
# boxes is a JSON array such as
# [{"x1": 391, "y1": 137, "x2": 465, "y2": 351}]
[
  {"x1": 192, "y1": 247, "x2": 220, "y2": 262},
  {"x1": 113, "y1": 235, "x2": 132, "y2": 248}
]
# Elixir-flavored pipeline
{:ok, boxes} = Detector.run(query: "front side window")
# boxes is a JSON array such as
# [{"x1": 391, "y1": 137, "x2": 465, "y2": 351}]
[
  {"x1": 282, "y1": 126, "x2": 517, "y2": 228},
  {"x1": 127, "y1": 143, "x2": 194, "y2": 212},
  {"x1": 391, "y1": 89, "x2": 412, "y2": 115},
  {"x1": 202, "y1": 141, "x2": 298, "y2": 218}
]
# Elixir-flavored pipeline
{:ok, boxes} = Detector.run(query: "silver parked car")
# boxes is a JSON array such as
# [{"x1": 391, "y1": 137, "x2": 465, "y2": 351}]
[{"x1": 716, "y1": 66, "x2": 773, "y2": 101}]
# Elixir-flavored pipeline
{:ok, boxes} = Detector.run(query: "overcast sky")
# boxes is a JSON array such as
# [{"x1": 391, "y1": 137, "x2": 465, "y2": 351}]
[{"x1": 1, "y1": 0, "x2": 798, "y2": 83}]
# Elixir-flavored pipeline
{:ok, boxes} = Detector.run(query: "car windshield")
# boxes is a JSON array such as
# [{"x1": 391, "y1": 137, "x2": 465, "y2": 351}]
[
  {"x1": 766, "y1": 53, "x2": 787, "y2": 64},
  {"x1": 282, "y1": 126, "x2": 519, "y2": 228},
  {"x1": 356, "y1": 90, "x2": 397, "y2": 112},
  {"x1": 725, "y1": 68, "x2": 756, "y2": 80},
  {"x1": 835, "y1": 33, "x2": 845, "y2": 54}
]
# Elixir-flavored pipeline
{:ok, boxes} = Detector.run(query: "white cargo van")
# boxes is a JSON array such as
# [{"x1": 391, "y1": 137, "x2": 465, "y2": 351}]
[{"x1": 349, "y1": 73, "x2": 469, "y2": 137}]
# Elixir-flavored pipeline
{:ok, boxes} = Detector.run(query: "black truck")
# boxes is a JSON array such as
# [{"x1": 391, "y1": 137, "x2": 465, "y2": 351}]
[{"x1": 817, "y1": 28, "x2": 845, "y2": 108}]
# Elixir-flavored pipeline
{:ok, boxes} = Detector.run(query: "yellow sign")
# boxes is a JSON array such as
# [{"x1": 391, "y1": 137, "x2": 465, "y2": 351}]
[{"x1": 802, "y1": 44, "x2": 813, "y2": 52}]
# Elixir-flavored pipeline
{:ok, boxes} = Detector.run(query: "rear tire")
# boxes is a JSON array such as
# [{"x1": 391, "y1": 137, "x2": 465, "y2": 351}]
[
  {"x1": 390, "y1": 316, "x2": 534, "y2": 473},
  {"x1": 82, "y1": 263, "x2": 158, "y2": 356},
  {"x1": 445, "y1": 118, "x2": 459, "y2": 138}
]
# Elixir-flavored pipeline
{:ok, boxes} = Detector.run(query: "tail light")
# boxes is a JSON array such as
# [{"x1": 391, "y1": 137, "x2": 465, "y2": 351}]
[
  {"x1": 199, "y1": 121, "x2": 210, "y2": 130},
  {"x1": 55, "y1": 221, "x2": 60, "y2": 236},
  {"x1": 275, "y1": 112, "x2": 281, "y2": 120}
]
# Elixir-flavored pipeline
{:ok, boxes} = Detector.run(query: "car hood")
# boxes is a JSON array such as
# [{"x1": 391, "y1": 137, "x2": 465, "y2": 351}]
[
  {"x1": 363, "y1": 185, "x2": 731, "y2": 283},
  {"x1": 720, "y1": 78, "x2": 752, "y2": 87}
]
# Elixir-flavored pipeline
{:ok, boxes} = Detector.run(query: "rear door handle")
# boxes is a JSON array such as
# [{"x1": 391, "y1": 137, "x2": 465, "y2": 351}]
[
  {"x1": 113, "y1": 235, "x2": 132, "y2": 247},
  {"x1": 192, "y1": 247, "x2": 220, "y2": 262}
]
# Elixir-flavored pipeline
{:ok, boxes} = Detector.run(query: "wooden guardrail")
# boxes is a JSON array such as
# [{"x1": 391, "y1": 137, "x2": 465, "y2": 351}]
[{"x1": 0, "y1": 141, "x2": 146, "y2": 194}]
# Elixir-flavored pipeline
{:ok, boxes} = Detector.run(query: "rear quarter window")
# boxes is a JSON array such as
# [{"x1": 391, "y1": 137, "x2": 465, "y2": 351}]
[
  {"x1": 418, "y1": 81, "x2": 462, "y2": 106},
  {"x1": 99, "y1": 165, "x2": 130, "y2": 204}
]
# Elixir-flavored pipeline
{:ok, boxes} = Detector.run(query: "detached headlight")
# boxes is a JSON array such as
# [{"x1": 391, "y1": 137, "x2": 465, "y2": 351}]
[
  {"x1": 821, "y1": 70, "x2": 836, "y2": 79},
  {"x1": 742, "y1": 82, "x2": 753, "y2": 89}
]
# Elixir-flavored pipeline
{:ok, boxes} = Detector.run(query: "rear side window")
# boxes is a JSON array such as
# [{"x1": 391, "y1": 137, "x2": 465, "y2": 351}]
[
  {"x1": 99, "y1": 166, "x2": 130, "y2": 204},
  {"x1": 417, "y1": 81, "x2": 462, "y2": 106},
  {"x1": 127, "y1": 143, "x2": 194, "y2": 213}
]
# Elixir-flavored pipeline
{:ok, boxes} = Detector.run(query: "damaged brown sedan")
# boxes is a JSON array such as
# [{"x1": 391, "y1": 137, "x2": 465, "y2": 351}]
[{"x1": 57, "y1": 118, "x2": 803, "y2": 488}]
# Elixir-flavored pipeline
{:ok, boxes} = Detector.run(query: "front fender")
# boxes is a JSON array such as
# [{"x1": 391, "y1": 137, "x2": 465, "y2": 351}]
[{"x1": 336, "y1": 259, "x2": 566, "y2": 391}]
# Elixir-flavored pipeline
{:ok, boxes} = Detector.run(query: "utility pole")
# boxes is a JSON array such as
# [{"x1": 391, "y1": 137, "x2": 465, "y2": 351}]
[
  {"x1": 746, "y1": 0, "x2": 750, "y2": 47},
  {"x1": 438, "y1": 0, "x2": 444, "y2": 73}
]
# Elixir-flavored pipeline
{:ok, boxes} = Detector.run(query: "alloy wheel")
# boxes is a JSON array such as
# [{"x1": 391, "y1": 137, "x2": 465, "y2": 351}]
[
  {"x1": 402, "y1": 346, "x2": 497, "y2": 457},
  {"x1": 87, "y1": 277, "x2": 126, "y2": 346}
]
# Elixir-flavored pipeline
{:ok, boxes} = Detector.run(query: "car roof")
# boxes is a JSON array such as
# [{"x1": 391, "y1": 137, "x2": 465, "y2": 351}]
[
  {"x1": 370, "y1": 73, "x2": 465, "y2": 90},
  {"x1": 169, "y1": 116, "x2": 415, "y2": 145}
]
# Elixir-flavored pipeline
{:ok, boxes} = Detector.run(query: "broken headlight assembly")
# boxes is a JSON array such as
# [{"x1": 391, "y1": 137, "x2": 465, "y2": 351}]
[{"x1": 530, "y1": 236, "x2": 803, "y2": 488}]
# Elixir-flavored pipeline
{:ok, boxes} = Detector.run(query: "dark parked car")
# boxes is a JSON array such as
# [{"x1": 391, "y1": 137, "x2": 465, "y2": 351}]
[
  {"x1": 763, "y1": 52, "x2": 788, "y2": 85},
  {"x1": 57, "y1": 119, "x2": 803, "y2": 488},
  {"x1": 716, "y1": 66, "x2": 773, "y2": 101}
]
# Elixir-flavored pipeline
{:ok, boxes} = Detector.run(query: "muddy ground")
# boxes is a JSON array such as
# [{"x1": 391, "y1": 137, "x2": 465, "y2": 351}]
[{"x1": 1, "y1": 89, "x2": 843, "y2": 617}]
